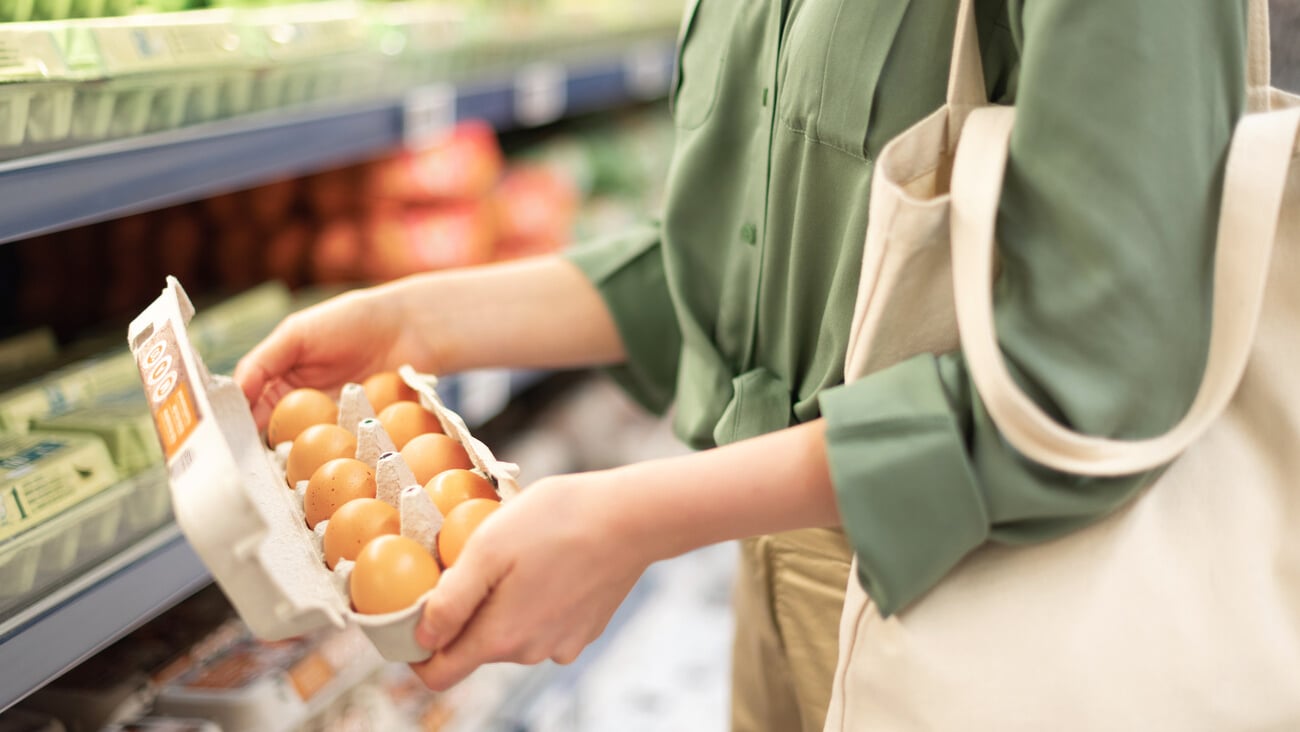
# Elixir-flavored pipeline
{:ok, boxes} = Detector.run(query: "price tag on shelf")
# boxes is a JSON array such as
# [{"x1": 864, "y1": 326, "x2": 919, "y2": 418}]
[
  {"x1": 624, "y1": 43, "x2": 674, "y2": 100},
  {"x1": 514, "y1": 63, "x2": 567, "y2": 128},
  {"x1": 403, "y1": 83, "x2": 456, "y2": 150}
]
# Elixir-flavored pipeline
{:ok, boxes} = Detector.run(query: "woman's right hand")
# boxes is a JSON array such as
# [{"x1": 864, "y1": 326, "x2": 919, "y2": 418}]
[
  {"x1": 234, "y1": 257, "x2": 627, "y2": 429},
  {"x1": 234, "y1": 285, "x2": 441, "y2": 429}
]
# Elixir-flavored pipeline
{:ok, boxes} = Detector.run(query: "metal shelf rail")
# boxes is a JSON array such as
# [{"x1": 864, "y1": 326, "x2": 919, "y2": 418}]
[{"x1": 0, "y1": 41, "x2": 675, "y2": 246}]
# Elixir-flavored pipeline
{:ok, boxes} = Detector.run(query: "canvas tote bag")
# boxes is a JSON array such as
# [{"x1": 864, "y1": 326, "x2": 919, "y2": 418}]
[{"x1": 826, "y1": 0, "x2": 1300, "y2": 728}]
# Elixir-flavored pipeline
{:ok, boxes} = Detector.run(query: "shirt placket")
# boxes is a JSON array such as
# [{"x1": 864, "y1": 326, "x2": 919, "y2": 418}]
[{"x1": 728, "y1": 0, "x2": 789, "y2": 373}]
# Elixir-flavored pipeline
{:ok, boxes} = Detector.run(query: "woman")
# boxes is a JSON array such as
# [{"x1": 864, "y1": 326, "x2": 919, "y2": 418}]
[{"x1": 235, "y1": 1, "x2": 1245, "y2": 729}]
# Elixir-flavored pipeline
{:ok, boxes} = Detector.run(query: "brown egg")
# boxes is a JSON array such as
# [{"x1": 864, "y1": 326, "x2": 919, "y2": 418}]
[
  {"x1": 425, "y1": 469, "x2": 497, "y2": 517},
  {"x1": 286, "y1": 424, "x2": 357, "y2": 487},
  {"x1": 350, "y1": 535, "x2": 441, "y2": 614},
  {"x1": 323, "y1": 497, "x2": 399, "y2": 569},
  {"x1": 401, "y1": 433, "x2": 473, "y2": 486},
  {"x1": 304, "y1": 458, "x2": 376, "y2": 529},
  {"x1": 437, "y1": 498, "x2": 499, "y2": 568},
  {"x1": 362, "y1": 372, "x2": 419, "y2": 413},
  {"x1": 267, "y1": 388, "x2": 338, "y2": 447},
  {"x1": 376, "y1": 400, "x2": 442, "y2": 450}
]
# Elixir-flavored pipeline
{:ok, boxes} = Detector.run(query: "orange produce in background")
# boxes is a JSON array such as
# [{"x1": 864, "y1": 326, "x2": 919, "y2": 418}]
[
  {"x1": 369, "y1": 121, "x2": 504, "y2": 202},
  {"x1": 364, "y1": 202, "x2": 497, "y2": 280},
  {"x1": 311, "y1": 219, "x2": 364, "y2": 284},
  {"x1": 491, "y1": 165, "x2": 579, "y2": 261}
]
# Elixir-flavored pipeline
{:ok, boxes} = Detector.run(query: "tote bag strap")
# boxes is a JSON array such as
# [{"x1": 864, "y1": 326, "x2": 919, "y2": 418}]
[
  {"x1": 949, "y1": 104, "x2": 1300, "y2": 477},
  {"x1": 945, "y1": 0, "x2": 987, "y2": 149},
  {"x1": 1248, "y1": 0, "x2": 1273, "y2": 109}
]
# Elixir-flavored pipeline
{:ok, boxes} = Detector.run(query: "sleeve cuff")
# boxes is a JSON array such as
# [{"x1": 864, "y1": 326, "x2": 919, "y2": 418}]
[
  {"x1": 819, "y1": 354, "x2": 990, "y2": 616},
  {"x1": 565, "y1": 223, "x2": 681, "y2": 415}
]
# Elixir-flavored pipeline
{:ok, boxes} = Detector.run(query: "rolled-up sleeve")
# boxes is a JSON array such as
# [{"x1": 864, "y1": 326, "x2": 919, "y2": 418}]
[
  {"x1": 565, "y1": 222, "x2": 681, "y2": 414},
  {"x1": 819, "y1": 0, "x2": 1247, "y2": 616}
]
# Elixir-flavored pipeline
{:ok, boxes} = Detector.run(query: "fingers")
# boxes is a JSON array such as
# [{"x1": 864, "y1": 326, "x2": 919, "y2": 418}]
[
  {"x1": 415, "y1": 563, "x2": 493, "y2": 653},
  {"x1": 234, "y1": 317, "x2": 306, "y2": 428}
]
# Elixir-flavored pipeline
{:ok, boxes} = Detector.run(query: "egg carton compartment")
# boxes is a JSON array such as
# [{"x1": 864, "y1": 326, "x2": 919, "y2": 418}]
[
  {"x1": 0, "y1": 473, "x2": 146, "y2": 610},
  {"x1": 67, "y1": 80, "x2": 158, "y2": 141},
  {"x1": 0, "y1": 25, "x2": 75, "y2": 149},
  {"x1": 128, "y1": 278, "x2": 521, "y2": 666}
]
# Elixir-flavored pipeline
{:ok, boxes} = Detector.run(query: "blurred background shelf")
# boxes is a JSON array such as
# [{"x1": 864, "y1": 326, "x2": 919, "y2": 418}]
[
  {"x1": 0, "y1": 520, "x2": 208, "y2": 711},
  {"x1": 0, "y1": 42, "x2": 675, "y2": 246}
]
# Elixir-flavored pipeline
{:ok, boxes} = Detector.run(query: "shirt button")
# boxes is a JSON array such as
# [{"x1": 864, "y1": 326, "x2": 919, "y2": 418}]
[{"x1": 741, "y1": 223, "x2": 758, "y2": 245}]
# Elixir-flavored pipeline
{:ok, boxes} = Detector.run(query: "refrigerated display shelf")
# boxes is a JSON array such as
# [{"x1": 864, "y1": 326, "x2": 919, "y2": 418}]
[
  {"x1": 0, "y1": 40, "x2": 676, "y2": 246},
  {"x1": 0, "y1": 365, "x2": 551, "y2": 713},
  {"x1": 0, "y1": 520, "x2": 207, "y2": 713}
]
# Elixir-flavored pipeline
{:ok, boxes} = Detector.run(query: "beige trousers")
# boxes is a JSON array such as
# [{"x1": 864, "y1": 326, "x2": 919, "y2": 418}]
[{"x1": 730, "y1": 528, "x2": 853, "y2": 732}]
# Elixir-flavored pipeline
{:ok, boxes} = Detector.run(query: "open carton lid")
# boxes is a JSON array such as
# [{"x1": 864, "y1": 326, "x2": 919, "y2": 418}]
[{"x1": 128, "y1": 278, "x2": 520, "y2": 662}]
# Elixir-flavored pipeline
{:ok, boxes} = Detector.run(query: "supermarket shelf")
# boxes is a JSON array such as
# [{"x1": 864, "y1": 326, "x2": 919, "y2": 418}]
[
  {"x1": 0, "y1": 367, "x2": 550, "y2": 713},
  {"x1": 0, "y1": 522, "x2": 209, "y2": 713},
  {"x1": 0, "y1": 41, "x2": 676, "y2": 246}
]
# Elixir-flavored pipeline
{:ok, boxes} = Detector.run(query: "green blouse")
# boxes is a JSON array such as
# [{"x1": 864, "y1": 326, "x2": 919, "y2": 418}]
[{"x1": 567, "y1": 0, "x2": 1246, "y2": 615}]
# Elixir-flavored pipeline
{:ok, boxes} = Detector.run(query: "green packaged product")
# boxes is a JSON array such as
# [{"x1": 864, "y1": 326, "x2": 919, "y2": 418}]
[
  {"x1": 0, "y1": 349, "x2": 140, "y2": 432},
  {"x1": 0, "y1": 431, "x2": 119, "y2": 544},
  {"x1": 31, "y1": 400, "x2": 163, "y2": 476},
  {"x1": 0, "y1": 25, "x2": 75, "y2": 150}
]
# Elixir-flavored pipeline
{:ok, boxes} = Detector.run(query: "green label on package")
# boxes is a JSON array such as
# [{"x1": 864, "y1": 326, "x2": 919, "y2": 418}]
[{"x1": 0, "y1": 433, "x2": 119, "y2": 543}]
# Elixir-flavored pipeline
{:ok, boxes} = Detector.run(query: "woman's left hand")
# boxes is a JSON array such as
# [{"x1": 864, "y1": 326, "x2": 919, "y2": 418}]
[{"x1": 410, "y1": 471, "x2": 649, "y2": 690}]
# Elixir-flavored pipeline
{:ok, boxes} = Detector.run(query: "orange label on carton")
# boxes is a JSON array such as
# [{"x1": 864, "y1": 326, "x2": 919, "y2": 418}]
[{"x1": 136, "y1": 322, "x2": 202, "y2": 462}]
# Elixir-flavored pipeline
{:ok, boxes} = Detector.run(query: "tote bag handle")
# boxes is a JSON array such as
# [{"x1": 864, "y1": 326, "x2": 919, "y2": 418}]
[{"x1": 949, "y1": 101, "x2": 1300, "y2": 477}]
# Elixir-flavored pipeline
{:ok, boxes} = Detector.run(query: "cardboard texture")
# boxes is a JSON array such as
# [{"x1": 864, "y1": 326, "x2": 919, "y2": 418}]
[{"x1": 129, "y1": 277, "x2": 520, "y2": 663}]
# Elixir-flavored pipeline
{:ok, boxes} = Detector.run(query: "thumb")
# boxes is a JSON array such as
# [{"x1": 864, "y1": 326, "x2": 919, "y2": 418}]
[{"x1": 416, "y1": 561, "x2": 494, "y2": 652}]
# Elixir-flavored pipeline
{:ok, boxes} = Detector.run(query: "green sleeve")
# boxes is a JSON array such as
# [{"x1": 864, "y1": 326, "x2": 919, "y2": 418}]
[
  {"x1": 564, "y1": 222, "x2": 681, "y2": 414},
  {"x1": 819, "y1": 0, "x2": 1247, "y2": 616}
]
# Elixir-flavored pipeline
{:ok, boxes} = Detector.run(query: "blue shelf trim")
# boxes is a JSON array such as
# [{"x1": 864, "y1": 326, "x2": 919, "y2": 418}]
[
  {"x1": 0, "y1": 524, "x2": 209, "y2": 712},
  {"x1": 0, "y1": 42, "x2": 675, "y2": 246}
]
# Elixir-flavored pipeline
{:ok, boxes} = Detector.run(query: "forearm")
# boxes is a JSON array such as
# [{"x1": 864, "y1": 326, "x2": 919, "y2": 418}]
[
  {"x1": 590, "y1": 420, "x2": 840, "y2": 561},
  {"x1": 385, "y1": 256, "x2": 627, "y2": 374}
]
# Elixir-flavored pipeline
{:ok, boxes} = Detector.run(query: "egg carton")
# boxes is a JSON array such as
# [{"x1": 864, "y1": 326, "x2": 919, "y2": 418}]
[
  {"x1": 0, "y1": 24, "x2": 76, "y2": 150},
  {"x1": 0, "y1": 466, "x2": 171, "y2": 610},
  {"x1": 128, "y1": 277, "x2": 521, "y2": 663},
  {"x1": 240, "y1": 2, "x2": 381, "y2": 111},
  {"x1": 55, "y1": 10, "x2": 257, "y2": 143}
]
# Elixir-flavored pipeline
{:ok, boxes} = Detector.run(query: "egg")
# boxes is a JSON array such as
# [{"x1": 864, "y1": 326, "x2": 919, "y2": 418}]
[
  {"x1": 322, "y1": 497, "x2": 399, "y2": 569},
  {"x1": 267, "y1": 388, "x2": 338, "y2": 447},
  {"x1": 350, "y1": 535, "x2": 441, "y2": 614},
  {"x1": 286, "y1": 424, "x2": 357, "y2": 487},
  {"x1": 362, "y1": 372, "x2": 419, "y2": 413},
  {"x1": 304, "y1": 458, "x2": 376, "y2": 529},
  {"x1": 401, "y1": 433, "x2": 473, "y2": 485},
  {"x1": 425, "y1": 469, "x2": 497, "y2": 517},
  {"x1": 377, "y1": 400, "x2": 443, "y2": 450},
  {"x1": 437, "y1": 498, "x2": 499, "y2": 568}
]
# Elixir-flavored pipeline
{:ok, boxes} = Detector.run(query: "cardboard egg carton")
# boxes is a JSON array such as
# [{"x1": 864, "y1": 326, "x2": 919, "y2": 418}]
[{"x1": 128, "y1": 277, "x2": 520, "y2": 663}]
